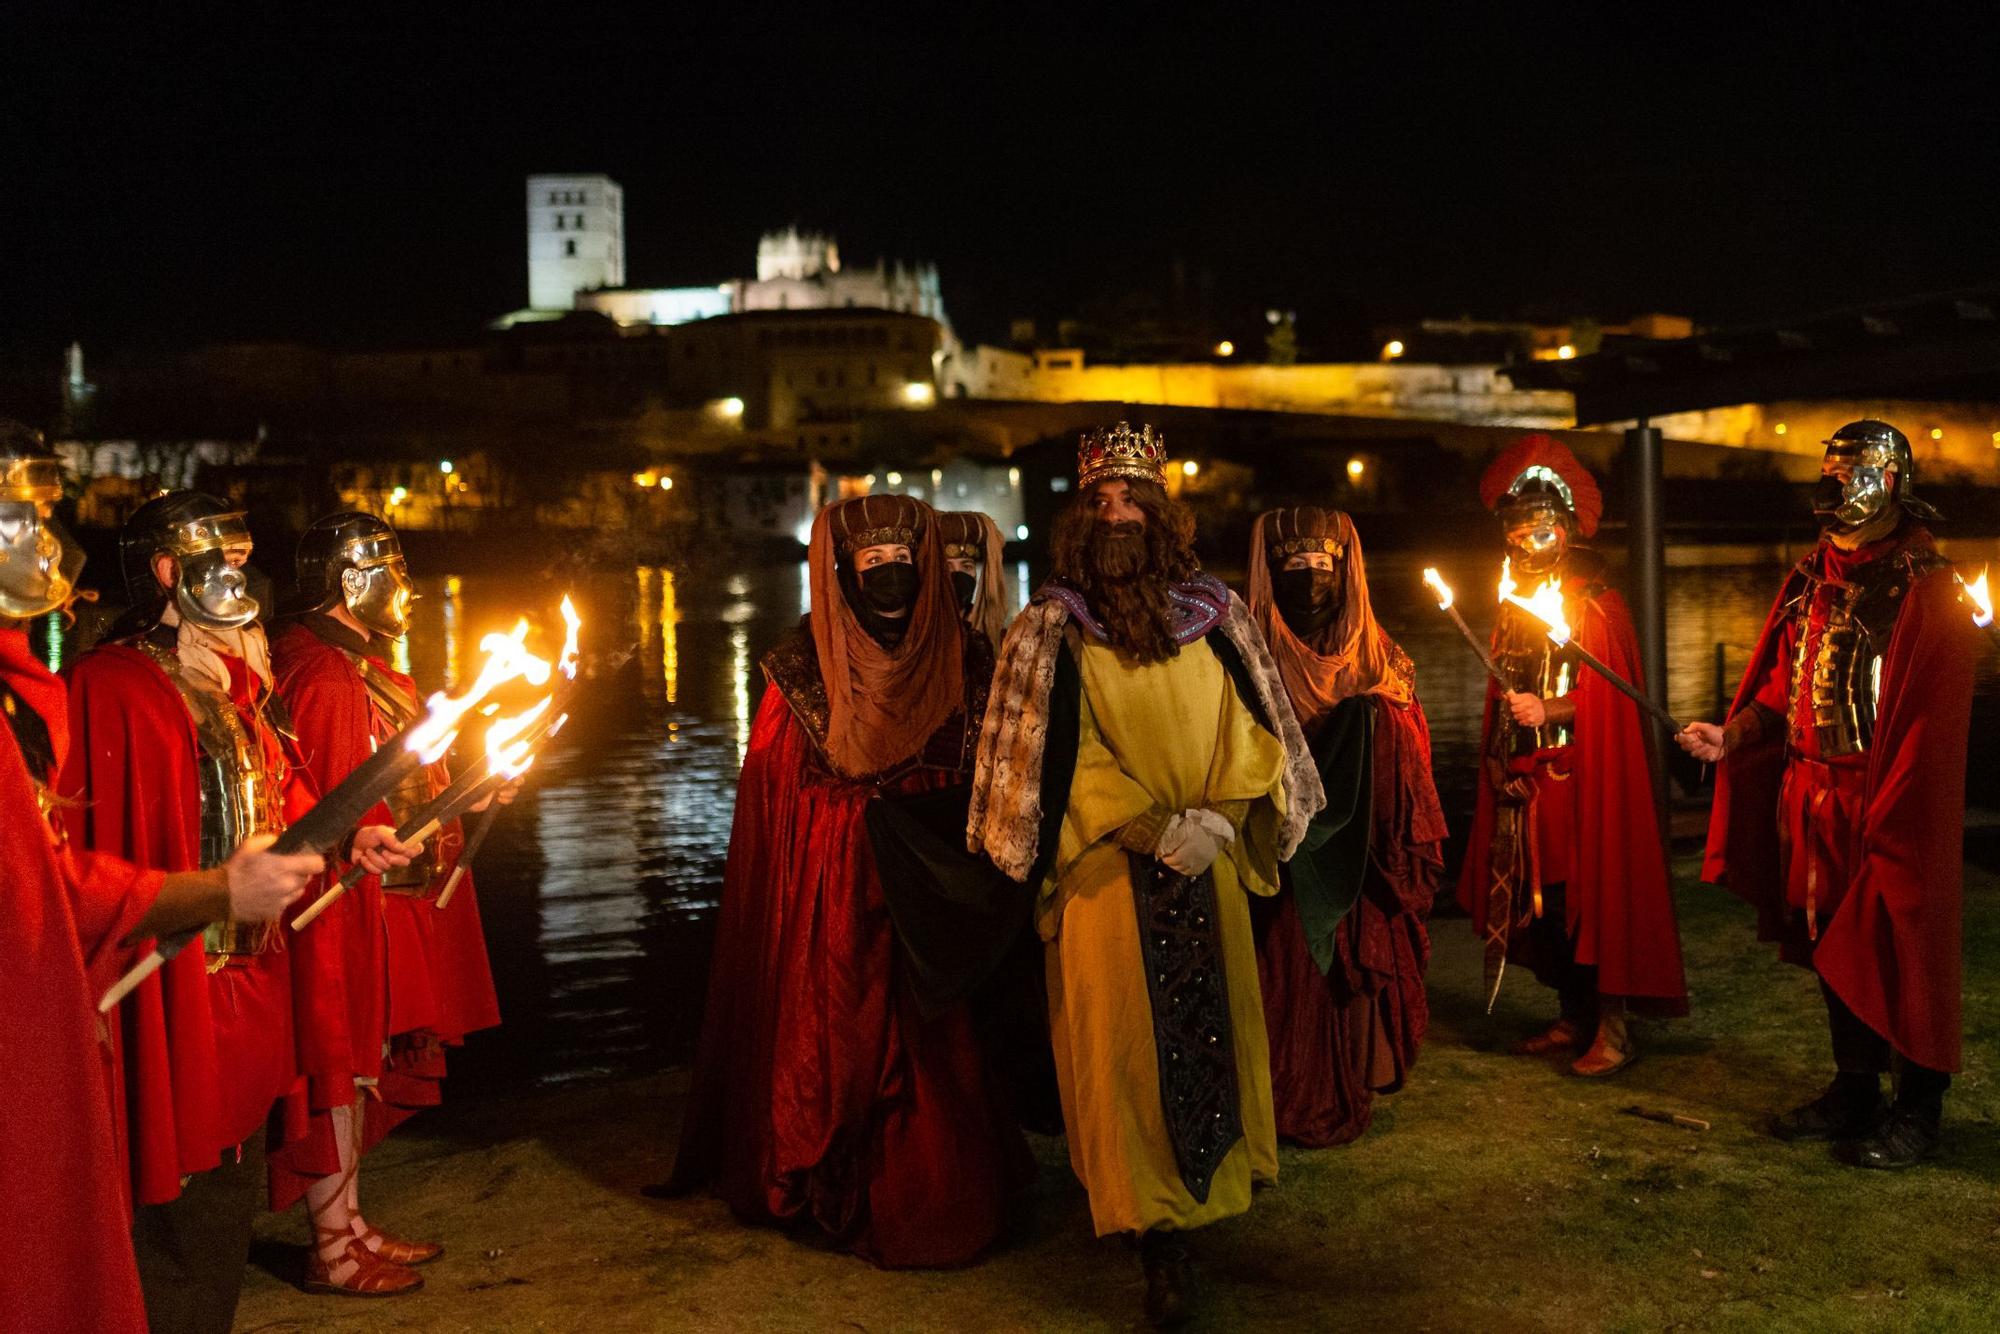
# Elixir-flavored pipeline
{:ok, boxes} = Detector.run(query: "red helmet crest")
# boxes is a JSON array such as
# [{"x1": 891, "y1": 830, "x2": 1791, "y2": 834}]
[{"x1": 1478, "y1": 433, "x2": 1603, "y2": 538}]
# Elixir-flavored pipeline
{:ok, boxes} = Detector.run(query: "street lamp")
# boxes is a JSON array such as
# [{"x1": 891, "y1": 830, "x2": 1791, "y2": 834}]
[
  {"x1": 1215, "y1": 340, "x2": 1235, "y2": 357},
  {"x1": 1346, "y1": 457, "x2": 1366, "y2": 481},
  {"x1": 903, "y1": 382, "x2": 936, "y2": 406},
  {"x1": 1383, "y1": 340, "x2": 1405, "y2": 360}
]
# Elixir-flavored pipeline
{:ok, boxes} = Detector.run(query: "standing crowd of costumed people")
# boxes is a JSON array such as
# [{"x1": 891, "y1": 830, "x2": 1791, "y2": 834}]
[
  {"x1": 1, "y1": 408, "x2": 1983, "y2": 1331},
  {"x1": 0, "y1": 420, "x2": 508, "y2": 1333},
  {"x1": 672, "y1": 416, "x2": 1981, "y2": 1328}
]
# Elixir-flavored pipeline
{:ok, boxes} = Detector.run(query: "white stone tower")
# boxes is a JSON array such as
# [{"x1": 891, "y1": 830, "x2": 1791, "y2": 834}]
[{"x1": 526, "y1": 174, "x2": 626, "y2": 311}]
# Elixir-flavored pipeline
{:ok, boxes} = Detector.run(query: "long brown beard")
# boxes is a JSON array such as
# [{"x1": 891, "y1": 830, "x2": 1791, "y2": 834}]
[{"x1": 1052, "y1": 488, "x2": 1200, "y2": 664}]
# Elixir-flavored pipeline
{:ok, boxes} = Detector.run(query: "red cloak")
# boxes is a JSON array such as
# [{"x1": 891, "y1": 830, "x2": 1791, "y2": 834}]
[
  {"x1": 1454, "y1": 565, "x2": 1688, "y2": 1013},
  {"x1": 670, "y1": 625, "x2": 1026, "y2": 1268},
  {"x1": 1702, "y1": 527, "x2": 1975, "y2": 1072},
  {"x1": 0, "y1": 627, "x2": 152, "y2": 1333},
  {"x1": 267, "y1": 619, "x2": 499, "y2": 1209},
  {"x1": 1258, "y1": 693, "x2": 1444, "y2": 1146}
]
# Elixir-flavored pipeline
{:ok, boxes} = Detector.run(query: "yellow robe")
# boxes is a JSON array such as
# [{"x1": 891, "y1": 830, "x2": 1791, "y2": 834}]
[{"x1": 1042, "y1": 637, "x2": 1289, "y2": 1236}]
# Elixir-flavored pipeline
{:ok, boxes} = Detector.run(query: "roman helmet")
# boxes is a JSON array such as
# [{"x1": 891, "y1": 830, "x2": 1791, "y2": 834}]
[
  {"x1": 295, "y1": 511, "x2": 414, "y2": 638},
  {"x1": 1812, "y1": 419, "x2": 1940, "y2": 529},
  {"x1": 1478, "y1": 433, "x2": 1604, "y2": 576},
  {"x1": 0, "y1": 420, "x2": 83, "y2": 622},
  {"x1": 119, "y1": 491, "x2": 259, "y2": 632}
]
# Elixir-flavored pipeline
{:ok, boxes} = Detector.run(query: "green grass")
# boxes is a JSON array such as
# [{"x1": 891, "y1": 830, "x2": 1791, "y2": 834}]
[{"x1": 241, "y1": 860, "x2": 2000, "y2": 1332}]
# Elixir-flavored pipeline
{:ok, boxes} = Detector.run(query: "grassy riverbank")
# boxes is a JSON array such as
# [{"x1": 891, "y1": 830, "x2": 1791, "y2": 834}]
[{"x1": 239, "y1": 859, "x2": 2000, "y2": 1332}]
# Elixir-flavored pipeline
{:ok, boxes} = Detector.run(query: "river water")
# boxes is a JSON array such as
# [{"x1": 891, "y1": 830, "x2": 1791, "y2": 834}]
[{"x1": 392, "y1": 538, "x2": 2000, "y2": 1097}]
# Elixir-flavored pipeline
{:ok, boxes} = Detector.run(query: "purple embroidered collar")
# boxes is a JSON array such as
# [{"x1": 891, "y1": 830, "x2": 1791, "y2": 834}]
[{"x1": 1040, "y1": 573, "x2": 1231, "y2": 646}]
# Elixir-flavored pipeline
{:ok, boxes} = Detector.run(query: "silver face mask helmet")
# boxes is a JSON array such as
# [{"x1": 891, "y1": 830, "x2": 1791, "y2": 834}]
[
  {"x1": 295, "y1": 511, "x2": 414, "y2": 639},
  {"x1": 1812, "y1": 419, "x2": 1940, "y2": 530},
  {"x1": 0, "y1": 427, "x2": 84, "y2": 622},
  {"x1": 1497, "y1": 469, "x2": 1577, "y2": 577},
  {"x1": 120, "y1": 493, "x2": 260, "y2": 632}
]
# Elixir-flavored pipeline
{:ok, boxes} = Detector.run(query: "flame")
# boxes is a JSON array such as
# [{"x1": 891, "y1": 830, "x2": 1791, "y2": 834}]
[
  {"x1": 485, "y1": 694, "x2": 553, "y2": 780},
  {"x1": 1502, "y1": 575, "x2": 1572, "y2": 646},
  {"x1": 1496, "y1": 556, "x2": 1516, "y2": 606},
  {"x1": 1422, "y1": 567, "x2": 1454, "y2": 611},
  {"x1": 1962, "y1": 566, "x2": 1994, "y2": 629},
  {"x1": 558, "y1": 594, "x2": 583, "y2": 680},
  {"x1": 403, "y1": 619, "x2": 552, "y2": 763}
]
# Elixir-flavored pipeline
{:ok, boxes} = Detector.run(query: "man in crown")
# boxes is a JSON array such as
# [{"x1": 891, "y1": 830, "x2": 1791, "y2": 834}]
[
  {"x1": 1681, "y1": 421, "x2": 1976, "y2": 1168},
  {"x1": 58, "y1": 492, "x2": 418, "y2": 1328},
  {"x1": 0, "y1": 426, "x2": 321, "y2": 1333},
  {"x1": 1245, "y1": 507, "x2": 1446, "y2": 1146},
  {"x1": 1455, "y1": 436, "x2": 1686, "y2": 1077},
  {"x1": 969, "y1": 423, "x2": 1322, "y2": 1327},
  {"x1": 670, "y1": 493, "x2": 1027, "y2": 1267}
]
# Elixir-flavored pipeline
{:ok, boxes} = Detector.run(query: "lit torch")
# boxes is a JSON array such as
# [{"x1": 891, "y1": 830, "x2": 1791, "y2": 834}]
[
  {"x1": 1422, "y1": 567, "x2": 1509, "y2": 687},
  {"x1": 1501, "y1": 572, "x2": 1684, "y2": 732},
  {"x1": 437, "y1": 595, "x2": 588, "y2": 910},
  {"x1": 1959, "y1": 564, "x2": 1995, "y2": 638},
  {"x1": 290, "y1": 636, "x2": 555, "y2": 930}
]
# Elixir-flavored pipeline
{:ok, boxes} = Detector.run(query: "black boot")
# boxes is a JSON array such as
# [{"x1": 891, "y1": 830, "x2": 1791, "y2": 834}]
[
  {"x1": 1768, "y1": 1075, "x2": 1887, "y2": 1142},
  {"x1": 1835, "y1": 1104, "x2": 1942, "y2": 1169},
  {"x1": 1140, "y1": 1230, "x2": 1194, "y2": 1328}
]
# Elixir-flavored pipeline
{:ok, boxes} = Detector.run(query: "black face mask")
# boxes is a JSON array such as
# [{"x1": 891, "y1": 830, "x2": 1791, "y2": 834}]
[
  {"x1": 857, "y1": 561, "x2": 920, "y2": 613},
  {"x1": 949, "y1": 569, "x2": 978, "y2": 613},
  {"x1": 1273, "y1": 567, "x2": 1342, "y2": 638}
]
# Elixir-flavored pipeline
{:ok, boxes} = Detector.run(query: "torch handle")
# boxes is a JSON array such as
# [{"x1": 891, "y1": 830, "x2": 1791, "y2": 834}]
[
  {"x1": 1442, "y1": 605, "x2": 1511, "y2": 687},
  {"x1": 1567, "y1": 640, "x2": 1684, "y2": 732},
  {"x1": 435, "y1": 804, "x2": 501, "y2": 911}
]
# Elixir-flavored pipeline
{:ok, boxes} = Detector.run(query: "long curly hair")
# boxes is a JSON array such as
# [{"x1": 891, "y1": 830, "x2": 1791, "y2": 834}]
[{"x1": 1049, "y1": 479, "x2": 1201, "y2": 663}]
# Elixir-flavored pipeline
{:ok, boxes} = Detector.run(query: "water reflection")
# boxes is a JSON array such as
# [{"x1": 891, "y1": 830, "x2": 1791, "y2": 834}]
[{"x1": 405, "y1": 540, "x2": 2000, "y2": 1097}]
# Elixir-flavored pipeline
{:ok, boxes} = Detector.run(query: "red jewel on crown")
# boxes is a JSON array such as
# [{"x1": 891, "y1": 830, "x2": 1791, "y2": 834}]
[{"x1": 1076, "y1": 421, "x2": 1167, "y2": 487}]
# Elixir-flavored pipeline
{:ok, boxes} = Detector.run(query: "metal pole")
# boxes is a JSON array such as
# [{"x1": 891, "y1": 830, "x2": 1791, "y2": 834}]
[{"x1": 1625, "y1": 419, "x2": 1669, "y2": 829}]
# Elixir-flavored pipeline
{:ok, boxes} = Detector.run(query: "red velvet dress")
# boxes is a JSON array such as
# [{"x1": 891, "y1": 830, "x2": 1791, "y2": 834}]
[
  {"x1": 671, "y1": 626, "x2": 1026, "y2": 1268},
  {"x1": 267, "y1": 619, "x2": 499, "y2": 1208},
  {"x1": 1257, "y1": 692, "x2": 1444, "y2": 1146},
  {"x1": 0, "y1": 628, "x2": 154, "y2": 1333},
  {"x1": 60, "y1": 639, "x2": 310, "y2": 1200},
  {"x1": 1455, "y1": 564, "x2": 1689, "y2": 1013},
  {"x1": 1703, "y1": 527, "x2": 1975, "y2": 1071}
]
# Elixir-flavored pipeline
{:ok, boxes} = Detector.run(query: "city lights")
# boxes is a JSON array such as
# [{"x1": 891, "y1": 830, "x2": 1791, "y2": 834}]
[
  {"x1": 1215, "y1": 340, "x2": 1235, "y2": 357},
  {"x1": 1383, "y1": 340, "x2": 1406, "y2": 360},
  {"x1": 1930, "y1": 427, "x2": 1945, "y2": 440},
  {"x1": 389, "y1": 486, "x2": 408, "y2": 506},
  {"x1": 1774, "y1": 423, "x2": 1787, "y2": 436},
  {"x1": 1347, "y1": 457, "x2": 1366, "y2": 480},
  {"x1": 887, "y1": 471, "x2": 903, "y2": 486},
  {"x1": 1556, "y1": 344, "x2": 1577, "y2": 360},
  {"x1": 903, "y1": 381, "x2": 935, "y2": 405},
  {"x1": 716, "y1": 396, "x2": 745, "y2": 418},
  {"x1": 1181, "y1": 460, "x2": 1200, "y2": 477},
  {"x1": 439, "y1": 459, "x2": 454, "y2": 473}
]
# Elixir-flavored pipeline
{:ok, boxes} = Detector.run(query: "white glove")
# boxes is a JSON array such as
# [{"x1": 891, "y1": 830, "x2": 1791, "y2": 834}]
[{"x1": 1157, "y1": 808, "x2": 1236, "y2": 878}]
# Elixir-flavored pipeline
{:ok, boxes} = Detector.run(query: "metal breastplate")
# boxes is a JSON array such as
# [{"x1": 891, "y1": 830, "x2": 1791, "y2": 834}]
[
  {"x1": 1493, "y1": 603, "x2": 1578, "y2": 755},
  {"x1": 1786, "y1": 552, "x2": 1931, "y2": 760},
  {"x1": 137, "y1": 641, "x2": 289, "y2": 962},
  {"x1": 354, "y1": 653, "x2": 440, "y2": 892}
]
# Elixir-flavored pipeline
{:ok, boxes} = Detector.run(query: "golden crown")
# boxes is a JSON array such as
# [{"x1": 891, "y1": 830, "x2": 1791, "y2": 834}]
[{"x1": 1077, "y1": 421, "x2": 1167, "y2": 489}]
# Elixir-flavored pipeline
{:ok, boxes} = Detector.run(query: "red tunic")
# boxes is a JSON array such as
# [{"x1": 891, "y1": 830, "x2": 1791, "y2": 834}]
[
  {"x1": 1703, "y1": 527, "x2": 1975, "y2": 1071},
  {"x1": 1455, "y1": 565, "x2": 1689, "y2": 1013},
  {"x1": 60, "y1": 639, "x2": 308, "y2": 1199},
  {"x1": 671, "y1": 635, "x2": 1025, "y2": 1267},
  {"x1": 0, "y1": 628, "x2": 153, "y2": 1333},
  {"x1": 1258, "y1": 693, "x2": 1444, "y2": 1146},
  {"x1": 267, "y1": 619, "x2": 498, "y2": 1208}
]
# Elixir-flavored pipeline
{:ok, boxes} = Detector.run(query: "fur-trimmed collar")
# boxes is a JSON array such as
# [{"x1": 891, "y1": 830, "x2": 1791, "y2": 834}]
[{"x1": 966, "y1": 588, "x2": 1324, "y2": 882}]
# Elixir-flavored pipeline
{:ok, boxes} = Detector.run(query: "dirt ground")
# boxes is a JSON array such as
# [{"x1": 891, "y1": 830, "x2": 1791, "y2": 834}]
[{"x1": 237, "y1": 859, "x2": 2000, "y2": 1332}]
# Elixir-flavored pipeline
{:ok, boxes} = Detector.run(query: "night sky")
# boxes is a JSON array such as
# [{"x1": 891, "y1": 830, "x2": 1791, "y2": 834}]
[{"x1": 8, "y1": 8, "x2": 1999, "y2": 360}]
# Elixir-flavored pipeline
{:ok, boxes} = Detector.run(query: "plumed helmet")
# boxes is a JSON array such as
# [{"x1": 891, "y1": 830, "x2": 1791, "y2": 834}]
[{"x1": 1478, "y1": 433, "x2": 1604, "y2": 539}]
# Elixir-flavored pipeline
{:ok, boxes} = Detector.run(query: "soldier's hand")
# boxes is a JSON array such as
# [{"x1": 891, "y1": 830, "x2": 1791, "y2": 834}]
[
  {"x1": 1678, "y1": 721, "x2": 1726, "y2": 763},
  {"x1": 352, "y1": 824, "x2": 424, "y2": 876},
  {"x1": 470, "y1": 776, "x2": 524, "y2": 813},
  {"x1": 1504, "y1": 691, "x2": 1548, "y2": 728},
  {"x1": 223, "y1": 832, "x2": 322, "y2": 922}
]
